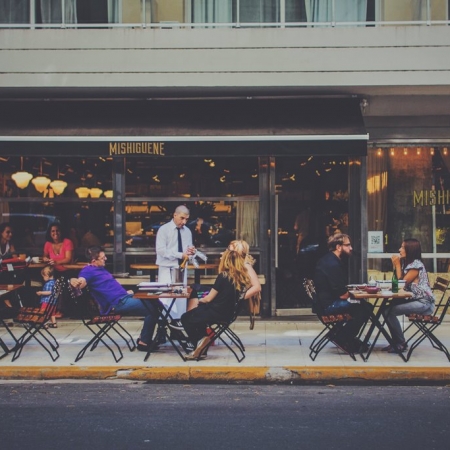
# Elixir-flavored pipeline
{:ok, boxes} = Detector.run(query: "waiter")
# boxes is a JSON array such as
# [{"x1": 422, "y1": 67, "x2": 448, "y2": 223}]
[{"x1": 155, "y1": 205, "x2": 195, "y2": 319}]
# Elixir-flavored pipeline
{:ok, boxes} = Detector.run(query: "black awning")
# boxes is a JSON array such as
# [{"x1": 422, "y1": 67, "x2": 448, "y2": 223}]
[{"x1": 0, "y1": 98, "x2": 368, "y2": 157}]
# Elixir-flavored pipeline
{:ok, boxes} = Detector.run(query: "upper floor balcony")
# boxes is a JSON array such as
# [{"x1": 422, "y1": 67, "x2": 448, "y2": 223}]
[{"x1": 1, "y1": 0, "x2": 449, "y2": 29}]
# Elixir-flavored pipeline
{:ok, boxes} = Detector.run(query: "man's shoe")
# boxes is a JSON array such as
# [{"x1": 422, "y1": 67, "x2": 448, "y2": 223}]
[
  {"x1": 388, "y1": 342, "x2": 408, "y2": 353},
  {"x1": 137, "y1": 339, "x2": 159, "y2": 352}
]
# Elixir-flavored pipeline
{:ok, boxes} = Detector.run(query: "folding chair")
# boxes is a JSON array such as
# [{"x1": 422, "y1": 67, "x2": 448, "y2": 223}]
[
  {"x1": 191, "y1": 290, "x2": 247, "y2": 362},
  {"x1": 68, "y1": 286, "x2": 136, "y2": 363},
  {"x1": 404, "y1": 276, "x2": 450, "y2": 362},
  {"x1": 11, "y1": 276, "x2": 65, "y2": 362},
  {"x1": 303, "y1": 278, "x2": 356, "y2": 361}
]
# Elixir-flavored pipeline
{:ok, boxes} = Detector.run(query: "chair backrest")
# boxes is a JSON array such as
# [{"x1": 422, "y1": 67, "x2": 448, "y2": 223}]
[
  {"x1": 431, "y1": 276, "x2": 450, "y2": 317},
  {"x1": 66, "y1": 284, "x2": 100, "y2": 319},
  {"x1": 303, "y1": 278, "x2": 319, "y2": 314}
]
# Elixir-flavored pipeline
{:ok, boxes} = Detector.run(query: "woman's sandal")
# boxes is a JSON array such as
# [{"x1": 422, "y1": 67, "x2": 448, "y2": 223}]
[{"x1": 45, "y1": 323, "x2": 58, "y2": 329}]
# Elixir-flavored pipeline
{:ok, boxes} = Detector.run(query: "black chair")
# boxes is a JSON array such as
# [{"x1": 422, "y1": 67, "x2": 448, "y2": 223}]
[
  {"x1": 11, "y1": 276, "x2": 66, "y2": 362},
  {"x1": 404, "y1": 276, "x2": 450, "y2": 362},
  {"x1": 191, "y1": 291, "x2": 247, "y2": 362},
  {"x1": 68, "y1": 286, "x2": 136, "y2": 363},
  {"x1": 303, "y1": 278, "x2": 356, "y2": 361}
]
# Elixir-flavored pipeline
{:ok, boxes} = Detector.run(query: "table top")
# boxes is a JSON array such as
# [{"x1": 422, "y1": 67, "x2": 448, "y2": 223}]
[
  {"x1": 29, "y1": 263, "x2": 88, "y2": 270},
  {"x1": 0, "y1": 284, "x2": 23, "y2": 296},
  {"x1": 133, "y1": 289, "x2": 191, "y2": 299},
  {"x1": 130, "y1": 263, "x2": 218, "y2": 270},
  {"x1": 349, "y1": 289, "x2": 413, "y2": 300}
]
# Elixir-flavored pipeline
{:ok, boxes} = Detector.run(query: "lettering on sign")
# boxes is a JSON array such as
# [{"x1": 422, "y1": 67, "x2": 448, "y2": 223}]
[
  {"x1": 109, "y1": 142, "x2": 165, "y2": 156},
  {"x1": 413, "y1": 190, "x2": 450, "y2": 207}
]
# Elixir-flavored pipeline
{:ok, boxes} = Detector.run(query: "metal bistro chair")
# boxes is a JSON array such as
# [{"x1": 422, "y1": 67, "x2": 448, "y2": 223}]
[
  {"x1": 11, "y1": 276, "x2": 66, "y2": 362},
  {"x1": 68, "y1": 285, "x2": 136, "y2": 363},
  {"x1": 404, "y1": 276, "x2": 450, "y2": 362},
  {"x1": 191, "y1": 289, "x2": 247, "y2": 362},
  {"x1": 303, "y1": 278, "x2": 356, "y2": 361}
]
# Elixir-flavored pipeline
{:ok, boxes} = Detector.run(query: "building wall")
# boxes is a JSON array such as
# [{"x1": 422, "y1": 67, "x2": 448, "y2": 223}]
[{"x1": 1, "y1": 26, "x2": 449, "y2": 93}]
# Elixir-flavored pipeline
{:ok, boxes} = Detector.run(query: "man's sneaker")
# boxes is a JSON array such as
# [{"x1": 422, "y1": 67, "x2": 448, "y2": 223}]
[{"x1": 168, "y1": 319, "x2": 184, "y2": 331}]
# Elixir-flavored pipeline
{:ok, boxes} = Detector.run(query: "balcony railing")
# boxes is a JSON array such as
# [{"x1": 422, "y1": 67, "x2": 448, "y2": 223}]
[{"x1": 1, "y1": 0, "x2": 449, "y2": 29}]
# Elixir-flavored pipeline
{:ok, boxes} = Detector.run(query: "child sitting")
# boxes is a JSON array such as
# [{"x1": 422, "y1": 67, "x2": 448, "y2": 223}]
[{"x1": 37, "y1": 265, "x2": 57, "y2": 328}]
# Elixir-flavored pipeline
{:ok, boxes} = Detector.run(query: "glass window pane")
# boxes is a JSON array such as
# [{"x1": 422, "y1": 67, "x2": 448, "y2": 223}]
[
  {"x1": 192, "y1": 0, "x2": 233, "y2": 23},
  {"x1": 2, "y1": 201, "x2": 113, "y2": 261},
  {"x1": 149, "y1": 0, "x2": 186, "y2": 24},
  {"x1": 239, "y1": 0, "x2": 279, "y2": 23},
  {"x1": 124, "y1": 200, "x2": 238, "y2": 249},
  {"x1": 37, "y1": 0, "x2": 78, "y2": 24},
  {"x1": 379, "y1": 0, "x2": 427, "y2": 21},
  {"x1": 126, "y1": 156, "x2": 259, "y2": 197},
  {"x1": 0, "y1": 0, "x2": 29, "y2": 23},
  {"x1": 430, "y1": 0, "x2": 448, "y2": 20},
  {"x1": 285, "y1": 0, "x2": 307, "y2": 22}
]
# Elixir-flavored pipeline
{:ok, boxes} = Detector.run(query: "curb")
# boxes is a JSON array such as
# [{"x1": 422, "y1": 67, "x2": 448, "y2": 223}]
[{"x1": 1, "y1": 366, "x2": 450, "y2": 384}]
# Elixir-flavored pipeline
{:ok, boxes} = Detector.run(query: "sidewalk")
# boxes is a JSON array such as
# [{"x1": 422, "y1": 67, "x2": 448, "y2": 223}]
[{"x1": 1, "y1": 317, "x2": 450, "y2": 383}]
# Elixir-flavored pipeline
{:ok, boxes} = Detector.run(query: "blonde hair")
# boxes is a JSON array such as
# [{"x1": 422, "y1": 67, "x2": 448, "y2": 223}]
[
  {"x1": 228, "y1": 239, "x2": 256, "y2": 266},
  {"x1": 218, "y1": 249, "x2": 251, "y2": 293},
  {"x1": 41, "y1": 265, "x2": 54, "y2": 278}
]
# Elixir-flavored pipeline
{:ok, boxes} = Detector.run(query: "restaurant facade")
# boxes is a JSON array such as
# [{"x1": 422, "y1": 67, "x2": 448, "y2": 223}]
[{"x1": 1, "y1": 0, "x2": 450, "y2": 317}]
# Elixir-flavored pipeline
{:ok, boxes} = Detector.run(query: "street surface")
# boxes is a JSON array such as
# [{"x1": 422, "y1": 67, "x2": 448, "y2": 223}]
[{"x1": 0, "y1": 382, "x2": 449, "y2": 450}]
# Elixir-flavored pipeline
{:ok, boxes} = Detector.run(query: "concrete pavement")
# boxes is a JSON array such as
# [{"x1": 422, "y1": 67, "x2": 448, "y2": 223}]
[{"x1": 1, "y1": 317, "x2": 450, "y2": 383}]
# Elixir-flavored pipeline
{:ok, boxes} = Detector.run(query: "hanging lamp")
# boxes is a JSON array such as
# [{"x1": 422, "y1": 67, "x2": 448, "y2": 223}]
[{"x1": 11, "y1": 157, "x2": 33, "y2": 189}]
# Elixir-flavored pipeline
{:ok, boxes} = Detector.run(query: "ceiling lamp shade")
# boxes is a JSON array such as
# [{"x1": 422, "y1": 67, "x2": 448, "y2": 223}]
[
  {"x1": 32, "y1": 176, "x2": 51, "y2": 193},
  {"x1": 89, "y1": 188, "x2": 103, "y2": 198},
  {"x1": 103, "y1": 190, "x2": 113, "y2": 198},
  {"x1": 75, "y1": 187, "x2": 91, "y2": 198},
  {"x1": 11, "y1": 171, "x2": 33, "y2": 189},
  {"x1": 50, "y1": 179, "x2": 68, "y2": 195}
]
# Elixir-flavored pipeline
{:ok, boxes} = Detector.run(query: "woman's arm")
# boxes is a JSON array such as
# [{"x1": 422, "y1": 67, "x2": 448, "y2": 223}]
[
  {"x1": 244, "y1": 263, "x2": 261, "y2": 299},
  {"x1": 199, "y1": 288, "x2": 218, "y2": 304}
]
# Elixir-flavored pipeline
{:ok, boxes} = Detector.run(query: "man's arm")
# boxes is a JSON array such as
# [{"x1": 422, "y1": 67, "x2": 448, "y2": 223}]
[{"x1": 70, "y1": 277, "x2": 87, "y2": 290}]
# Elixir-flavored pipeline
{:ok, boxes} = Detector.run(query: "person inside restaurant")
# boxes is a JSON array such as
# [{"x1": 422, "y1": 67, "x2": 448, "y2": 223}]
[
  {"x1": 0, "y1": 222, "x2": 16, "y2": 259},
  {"x1": 70, "y1": 246, "x2": 159, "y2": 352},
  {"x1": 314, "y1": 233, "x2": 371, "y2": 354},
  {"x1": 42, "y1": 222, "x2": 74, "y2": 274},
  {"x1": 383, "y1": 238, "x2": 435, "y2": 353}
]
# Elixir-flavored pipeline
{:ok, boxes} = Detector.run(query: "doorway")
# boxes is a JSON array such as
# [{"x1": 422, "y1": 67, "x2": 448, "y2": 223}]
[{"x1": 275, "y1": 155, "x2": 350, "y2": 309}]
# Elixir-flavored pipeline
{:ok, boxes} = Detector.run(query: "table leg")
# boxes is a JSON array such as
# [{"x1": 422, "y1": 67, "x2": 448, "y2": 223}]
[{"x1": 360, "y1": 298, "x2": 407, "y2": 362}]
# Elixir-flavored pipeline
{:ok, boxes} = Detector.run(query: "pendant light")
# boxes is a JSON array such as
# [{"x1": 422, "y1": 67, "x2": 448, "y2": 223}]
[
  {"x1": 32, "y1": 160, "x2": 51, "y2": 193},
  {"x1": 11, "y1": 157, "x2": 33, "y2": 189},
  {"x1": 49, "y1": 163, "x2": 67, "y2": 195}
]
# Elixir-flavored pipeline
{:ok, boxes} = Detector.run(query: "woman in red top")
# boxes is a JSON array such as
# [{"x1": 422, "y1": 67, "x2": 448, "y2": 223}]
[{"x1": 42, "y1": 222, "x2": 74, "y2": 273}]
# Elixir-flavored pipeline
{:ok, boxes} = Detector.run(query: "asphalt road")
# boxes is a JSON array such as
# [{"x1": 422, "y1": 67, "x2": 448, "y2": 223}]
[{"x1": 0, "y1": 381, "x2": 449, "y2": 450}]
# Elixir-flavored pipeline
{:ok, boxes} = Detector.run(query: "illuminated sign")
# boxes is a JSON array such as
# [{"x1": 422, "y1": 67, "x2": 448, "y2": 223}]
[
  {"x1": 413, "y1": 190, "x2": 450, "y2": 207},
  {"x1": 109, "y1": 142, "x2": 165, "y2": 156}
]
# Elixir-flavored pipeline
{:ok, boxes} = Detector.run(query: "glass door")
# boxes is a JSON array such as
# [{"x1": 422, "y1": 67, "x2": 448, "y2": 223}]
[{"x1": 275, "y1": 155, "x2": 349, "y2": 309}]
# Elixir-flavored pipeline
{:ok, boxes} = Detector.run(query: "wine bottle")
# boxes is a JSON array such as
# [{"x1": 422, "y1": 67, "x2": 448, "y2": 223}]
[{"x1": 391, "y1": 265, "x2": 399, "y2": 293}]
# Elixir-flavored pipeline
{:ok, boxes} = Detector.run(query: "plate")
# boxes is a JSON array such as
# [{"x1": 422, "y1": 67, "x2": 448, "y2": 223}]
[{"x1": 347, "y1": 284, "x2": 367, "y2": 290}]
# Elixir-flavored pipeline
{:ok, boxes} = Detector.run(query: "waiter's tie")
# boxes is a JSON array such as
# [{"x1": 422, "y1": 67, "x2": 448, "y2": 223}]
[{"x1": 177, "y1": 227, "x2": 183, "y2": 265}]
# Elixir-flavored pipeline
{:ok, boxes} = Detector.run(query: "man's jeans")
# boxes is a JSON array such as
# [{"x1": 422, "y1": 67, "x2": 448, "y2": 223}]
[
  {"x1": 324, "y1": 299, "x2": 371, "y2": 341},
  {"x1": 113, "y1": 295, "x2": 159, "y2": 345}
]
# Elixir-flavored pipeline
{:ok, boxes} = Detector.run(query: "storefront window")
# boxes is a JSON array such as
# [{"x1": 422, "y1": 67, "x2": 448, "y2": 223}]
[
  {"x1": 0, "y1": 156, "x2": 113, "y2": 260},
  {"x1": 368, "y1": 146, "x2": 450, "y2": 275},
  {"x1": 126, "y1": 156, "x2": 258, "y2": 197}
]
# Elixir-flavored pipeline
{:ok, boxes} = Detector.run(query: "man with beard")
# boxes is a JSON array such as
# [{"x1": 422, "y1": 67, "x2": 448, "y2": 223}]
[{"x1": 314, "y1": 233, "x2": 370, "y2": 353}]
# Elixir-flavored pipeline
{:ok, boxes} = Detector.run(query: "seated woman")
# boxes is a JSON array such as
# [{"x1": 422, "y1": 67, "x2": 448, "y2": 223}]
[
  {"x1": 180, "y1": 247, "x2": 260, "y2": 360},
  {"x1": 42, "y1": 222, "x2": 74, "y2": 274},
  {"x1": 0, "y1": 222, "x2": 16, "y2": 259},
  {"x1": 383, "y1": 238, "x2": 435, "y2": 353}
]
